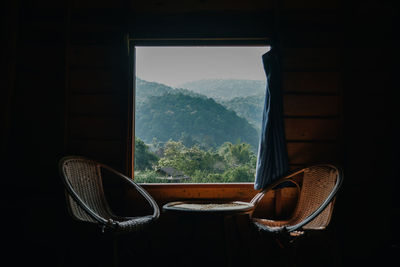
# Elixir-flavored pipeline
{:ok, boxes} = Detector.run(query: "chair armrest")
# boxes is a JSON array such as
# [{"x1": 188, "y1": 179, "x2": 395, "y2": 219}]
[{"x1": 100, "y1": 165, "x2": 160, "y2": 221}]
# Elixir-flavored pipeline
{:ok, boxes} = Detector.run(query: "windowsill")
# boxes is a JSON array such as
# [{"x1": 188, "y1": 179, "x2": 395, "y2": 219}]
[
  {"x1": 135, "y1": 183, "x2": 259, "y2": 205},
  {"x1": 138, "y1": 182, "x2": 255, "y2": 188}
]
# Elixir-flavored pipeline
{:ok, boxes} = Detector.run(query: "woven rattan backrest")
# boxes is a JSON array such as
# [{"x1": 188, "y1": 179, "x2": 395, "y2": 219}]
[
  {"x1": 61, "y1": 157, "x2": 114, "y2": 223},
  {"x1": 288, "y1": 165, "x2": 338, "y2": 230}
]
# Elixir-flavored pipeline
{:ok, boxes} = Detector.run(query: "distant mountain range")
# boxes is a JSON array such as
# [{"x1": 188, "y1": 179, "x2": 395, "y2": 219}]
[
  {"x1": 135, "y1": 78, "x2": 265, "y2": 150},
  {"x1": 178, "y1": 79, "x2": 265, "y2": 101}
]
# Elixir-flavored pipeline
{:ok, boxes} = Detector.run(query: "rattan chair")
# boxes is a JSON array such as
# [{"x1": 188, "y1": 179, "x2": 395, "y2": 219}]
[
  {"x1": 59, "y1": 156, "x2": 160, "y2": 233},
  {"x1": 250, "y1": 164, "x2": 343, "y2": 237}
]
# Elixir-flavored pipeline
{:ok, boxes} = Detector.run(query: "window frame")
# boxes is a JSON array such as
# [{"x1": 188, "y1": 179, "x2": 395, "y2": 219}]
[{"x1": 127, "y1": 37, "x2": 270, "y2": 191}]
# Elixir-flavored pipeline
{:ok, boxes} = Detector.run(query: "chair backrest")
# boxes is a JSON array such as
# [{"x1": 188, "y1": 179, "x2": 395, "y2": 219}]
[
  {"x1": 60, "y1": 157, "x2": 116, "y2": 224},
  {"x1": 250, "y1": 164, "x2": 342, "y2": 232},
  {"x1": 287, "y1": 164, "x2": 342, "y2": 230}
]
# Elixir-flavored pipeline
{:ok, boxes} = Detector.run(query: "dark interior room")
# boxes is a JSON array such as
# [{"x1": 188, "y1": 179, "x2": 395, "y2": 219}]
[{"x1": 1, "y1": 0, "x2": 399, "y2": 266}]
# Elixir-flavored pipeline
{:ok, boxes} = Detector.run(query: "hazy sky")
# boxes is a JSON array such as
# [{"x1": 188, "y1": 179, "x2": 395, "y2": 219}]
[{"x1": 135, "y1": 46, "x2": 270, "y2": 88}]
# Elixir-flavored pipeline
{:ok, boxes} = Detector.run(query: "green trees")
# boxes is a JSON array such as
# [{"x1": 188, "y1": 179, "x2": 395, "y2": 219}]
[
  {"x1": 133, "y1": 78, "x2": 264, "y2": 183},
  {"x1": 134, "y1": 138, "x2": 257, "y2": 183},
  {"x1": 134, "y1": 137, "x2": 159, "y2": 171},
  {"x1": 135, "y1": 91, "x2": 259, "y2": 150}
]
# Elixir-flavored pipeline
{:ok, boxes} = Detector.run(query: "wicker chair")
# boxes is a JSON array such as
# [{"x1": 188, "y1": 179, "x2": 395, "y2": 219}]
[
  {"x1": 250, "y1": 164, "x2": 343, "y2": 237},
  {"x1": 59, "y1": 156, "x2": 160, "y2": 233}
]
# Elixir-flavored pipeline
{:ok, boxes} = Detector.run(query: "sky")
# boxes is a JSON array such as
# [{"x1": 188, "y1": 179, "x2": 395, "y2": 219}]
[{"x1": 135, "y1": 46, "x2": 270, "y2": 88}]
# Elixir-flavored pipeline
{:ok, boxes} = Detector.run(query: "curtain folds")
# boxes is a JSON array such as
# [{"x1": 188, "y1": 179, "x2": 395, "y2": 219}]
[{"x1": 254, "y1": 48, "x2": 289, "y2": 190}]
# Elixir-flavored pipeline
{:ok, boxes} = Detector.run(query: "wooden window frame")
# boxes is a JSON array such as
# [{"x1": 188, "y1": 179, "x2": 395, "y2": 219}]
[{"x1": 126, "y1": 37, "x2": 270, "y2": 201}]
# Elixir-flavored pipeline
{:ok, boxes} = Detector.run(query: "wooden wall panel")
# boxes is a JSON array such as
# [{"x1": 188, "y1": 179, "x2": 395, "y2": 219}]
[
  {"x1": 128, "y1": 0, "x2": 273, "y2": 13},
  {"x1": 68, "y1": 139, "x2": 124, "y2": 166},
  {"x1": 278, "y1": 8, "x2": 342, "y2": 167},
  {"x1": 282, "y1": 71, "x2": 341, "y2": 93},
  {"x1": 65, "y1": 9, "x2": 129, "y2": 173},
  {"x1": 284, "y1": 118, "x2": 340, "y2": 141},
  {"x1": 347, "y1": 70, "x2": 388, "y2": 95},
  {"x1": 19, "y1": 24, "x2": 65, "y2": 45},
  {"x1": 70, "y1": 45, "x2": 121, "y2": 68},
  {"x1": 18, "y1": 45, "x2": 65, "y2": 70},
  {"x1": 68, "y1": 116, "x2": 124, "y2": 140},
  {"x1": 70, "y1": 69, "x2": 115, "y2": 93},
  {"x1": 280, "y1": 30, "x2": 341, "y2": 48},
  {"x1": 280, "y1": 0, "x2": 340, "y2": 9},
  {"x1": 16, "y1": 68, "x2": 65, "y2": 92},
  {"x1": 70, "y1": 28, "x2": 124, "y2": 45},
  {"x1": 69, "y1": 94, "x2": 124, "y2": 116},
  {"x1": 287, "y1": 142, "x2": 340, "y2": 165},
  {"x1": 281, "y1": 47, "x2": 340, "y2": 70},
  {"x1": 284, "y1": 95, "x2": 340, "y2": 117}
]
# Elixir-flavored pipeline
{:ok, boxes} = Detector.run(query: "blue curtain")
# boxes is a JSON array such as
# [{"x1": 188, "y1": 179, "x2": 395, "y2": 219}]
[{"x1": 254, "y1": 48, "x2": 289, "y2": 190}]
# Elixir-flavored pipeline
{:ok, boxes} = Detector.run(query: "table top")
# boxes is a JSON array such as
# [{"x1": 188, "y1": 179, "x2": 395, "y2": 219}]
[{"x1": 163, "y1": 200, "x2": 254, "y2": 214}]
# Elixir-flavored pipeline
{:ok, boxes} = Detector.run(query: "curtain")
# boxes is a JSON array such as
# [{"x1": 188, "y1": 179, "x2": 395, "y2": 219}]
[{"x1": 254, "y1": 48, "x2": 289, "y2": 190}]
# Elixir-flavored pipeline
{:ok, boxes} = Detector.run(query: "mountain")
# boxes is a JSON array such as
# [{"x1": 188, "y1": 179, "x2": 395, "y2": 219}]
[
  {"x1": 178, "y1": 79, "x2": 266, "y2": 101},
  {"x1": 135, "y1": 78, "x2": 173, "y2": 102},
  {"x1": 221, "y1": 94, "x2": 265, "y2": 131},
  {"x1": 135, "y1": 91, "x2": 259, "y2": 150},
  {"x1": 135, "y1": 78, "x2": 205, "y2": 104}
]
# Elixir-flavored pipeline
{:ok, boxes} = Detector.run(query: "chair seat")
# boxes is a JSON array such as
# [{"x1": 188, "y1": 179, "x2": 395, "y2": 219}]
[
  {"x1": 116, "y1": 215, "x2": 155, "y2": 232},
  {"x1": 252, "y1": 218, "x2": 289, "y2": 232}
]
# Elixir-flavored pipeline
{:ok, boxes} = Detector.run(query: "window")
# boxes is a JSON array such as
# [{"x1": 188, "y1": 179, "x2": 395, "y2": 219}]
[{"x1": 132, "y1": 41, "x2": 270, "y2": 183}]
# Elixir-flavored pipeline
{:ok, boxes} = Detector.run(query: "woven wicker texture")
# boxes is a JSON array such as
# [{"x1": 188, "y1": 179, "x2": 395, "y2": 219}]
[
  {"x1": 60, "y1": 156, "x2": 160, "y2": 232},
  {"x1": 63, "y1": 158, "x2": 114, "y2": 223},
  {"x1": 252, "y1": 165, "x2": 341, "y2": 232}
]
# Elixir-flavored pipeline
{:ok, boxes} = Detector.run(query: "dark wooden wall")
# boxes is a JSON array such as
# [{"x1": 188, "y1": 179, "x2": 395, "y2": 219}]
[{"x1": 1, "y1": 0, "x2": 398, "y2": 266}]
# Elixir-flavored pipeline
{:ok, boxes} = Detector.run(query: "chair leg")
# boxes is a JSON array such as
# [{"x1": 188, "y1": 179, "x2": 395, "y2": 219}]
[
  {"x1": 113, "y1": 234, "x2": 119, "y2": 267},
  {"x1": 275, "y1": 237, "x2": 298, "y2": 267}
]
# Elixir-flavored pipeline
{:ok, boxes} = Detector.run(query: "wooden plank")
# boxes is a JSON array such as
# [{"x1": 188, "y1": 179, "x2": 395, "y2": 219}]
[
  {"x1": 70, "y1": 27, "x2": 124, "y2": 45},
  {"x1": 284, "y1": 118, "x2": 340, "y2": 140},
  {"x1": 70, "y1": 45, "x2": 122, "y2": 68},
  {"x1": 281, "y1": 47, "x2": 340, "y2": 70},
  {"x1": 67, "y1": 139, "x2": 124, "y2": 166},
  {"x1": 18, "y1": 44, "x2": 65, "y2": 70},
  {"x1": 345, "y1": 46, "x2": 385, "y2": 70},
  {"x1": 128, "y1": 0, "x2": 273, "y2": 13},
  {"x1": 287, "y1": 142, "x2": 341, "y2": 165},
  {"x1": 282, "y1": 71, "x2": 341, "y2": 93},
  {"x1": 344, "y1": 70, "x2": 386, "y2": 94},
  {"x1": 69, "y1": 69, "x2": 116, "y2": 93},
  {"x1": 284, "y1": 95, "x2": 340, "y2": 117},
  {"x1": 68, "y1": 116, "x2": 124, "y2": 140},
  {"x1": 72, "y1": 0, "x2": 126, "y2": 8},
  {"x1": 19, "y1": 20, "x2": 65, "y2": 44},
  {"x1": 69, "y1": 94, "x2": 125, "y2": 115},
  {"x1": 15, "y1": 68, "x2": 65, "y2": 92},
  {"x1": 281, "y1": 0, "x2": 340, "y2": 9}
]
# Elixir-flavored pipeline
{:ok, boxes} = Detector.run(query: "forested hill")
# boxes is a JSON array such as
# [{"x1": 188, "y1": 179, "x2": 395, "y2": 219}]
[
  {"x1": 221, "y1": 94, "x2": 265, "y2": 130},
  {"x1": 178, "y1": 79, "x2": 266, "y2": 101},
  {"x1": 135, "y1": 92, "x2": 259, "y2": 150},
  {"x1": 136, "y1": 78, "x2": 205, "y2": 104}
]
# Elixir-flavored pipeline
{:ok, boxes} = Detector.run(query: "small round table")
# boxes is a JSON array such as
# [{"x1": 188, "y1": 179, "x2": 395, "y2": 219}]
[
  {"x1": 163, "y1": 200, "x2": 254, "y2": 215},
  {"x1": 163, "y1": 200, "x2": 254, "y2": 267}
]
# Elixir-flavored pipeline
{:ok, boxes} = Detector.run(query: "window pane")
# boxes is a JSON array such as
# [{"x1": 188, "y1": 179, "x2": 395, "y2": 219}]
[{"x1": 134, "y1": 46, "x2": 270, "y2": 183}]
